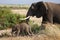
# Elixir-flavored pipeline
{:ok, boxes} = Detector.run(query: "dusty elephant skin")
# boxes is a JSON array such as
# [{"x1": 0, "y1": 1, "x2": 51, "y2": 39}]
[
  {"x1": 26, "y1": 1, "x2": 60, "y2": 24},
  {"x1": 11, "y1": 22, "x2": 33, "y2": 36}
]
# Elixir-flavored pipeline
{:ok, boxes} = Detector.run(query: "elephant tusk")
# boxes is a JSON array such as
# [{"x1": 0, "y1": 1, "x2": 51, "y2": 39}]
[
  {"x1": 20, "y1": 16, "x2": 30, "y2": 20},
  {"x1": 25, "y1": 16, "x2": 30, "y2": 19}
]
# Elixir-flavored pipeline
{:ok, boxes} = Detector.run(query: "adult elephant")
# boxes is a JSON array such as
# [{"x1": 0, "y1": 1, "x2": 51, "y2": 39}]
[{"x1": 26, "y1": 1, "x2": 60, "y2": 24}]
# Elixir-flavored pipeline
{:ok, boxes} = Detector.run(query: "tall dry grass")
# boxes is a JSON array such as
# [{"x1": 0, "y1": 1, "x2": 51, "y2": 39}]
[
  {"x1": 0, "y1": 23, "x2": 60, "y2": 40},
  {"x1": 38, "y1": 23, "x2": 60, "y2": 40}
]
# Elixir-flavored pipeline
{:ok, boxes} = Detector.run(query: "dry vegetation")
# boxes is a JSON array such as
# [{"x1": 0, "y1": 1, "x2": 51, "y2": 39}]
[
  {"x1": 0, "y1": 5, "x2": 60, "y2": 40},
  {"x1": 11, "y1": 9, "x2": 28, "y2": 16},
  {"x1": 0, "y1": 23, "x2": 60, "y2": 40}
]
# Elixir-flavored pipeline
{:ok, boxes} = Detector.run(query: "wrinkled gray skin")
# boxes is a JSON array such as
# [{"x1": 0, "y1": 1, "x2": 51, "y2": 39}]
[
  {"x1": 26, "y1": 1, "x2": 60, "y2": 24},
  {"x1": 11, "y1": 23, "x2": 33, "y2": 36}
]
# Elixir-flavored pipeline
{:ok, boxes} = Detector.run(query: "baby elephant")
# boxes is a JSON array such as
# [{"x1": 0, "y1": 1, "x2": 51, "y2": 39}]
[{"x1": 11, "y1": 23, "x2": 33, "y2": 36}]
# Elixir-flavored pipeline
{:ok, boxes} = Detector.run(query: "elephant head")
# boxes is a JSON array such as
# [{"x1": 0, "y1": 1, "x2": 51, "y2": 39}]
[
  {"x1": 26, "y1": 1, "x2": 48, "y2": 17},
  {"x1": 26, "y1": 1, "x2": 48, "y2": 22}
]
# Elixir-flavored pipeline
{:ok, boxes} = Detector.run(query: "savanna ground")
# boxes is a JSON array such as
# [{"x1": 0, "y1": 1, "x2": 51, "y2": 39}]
[
  {"x1": 0, "y1": 5, "x2": 60, "y2": 40},
  {"x1": 0, "y1": 23, "x2": 60, "y2": 40}
]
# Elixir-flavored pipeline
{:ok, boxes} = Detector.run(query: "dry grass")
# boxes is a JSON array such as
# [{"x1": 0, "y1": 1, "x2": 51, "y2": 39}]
[
  {"x1": 40, "y1": 23, "x2": 60, "y2": 40},
  {"x1": 0, "y1": 9, "x2": 60, "y2": 40},
  {"x1": 11, "y1": 9, "x2": 28, "y2": 16},
  {"x1": 0, "y1": 23, "x2": 60, "y2": 40}
]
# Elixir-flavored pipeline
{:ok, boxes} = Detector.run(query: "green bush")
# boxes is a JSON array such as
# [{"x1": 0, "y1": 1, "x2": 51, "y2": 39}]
[
  {"x1": 27, "y1": 21, "x2": 40, "y2": 34},
  {"x1": 0, "y1": 7, "x2": 26, "y2": 30},
  {"x1": 31, "y1": 24, "x2": 40, "y2": 34},
  {"x1": 0, "y1": 7, "x2": 40, "y2": 34}
]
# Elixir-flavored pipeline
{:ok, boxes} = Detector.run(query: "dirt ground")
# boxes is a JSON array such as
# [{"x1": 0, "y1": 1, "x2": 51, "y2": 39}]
[
  {"x1": 0, "y1": 35, "x2": 48, "y2": 40},
  {"x1": 0, "y1": 35, "x2": 53, "y2": 40}
]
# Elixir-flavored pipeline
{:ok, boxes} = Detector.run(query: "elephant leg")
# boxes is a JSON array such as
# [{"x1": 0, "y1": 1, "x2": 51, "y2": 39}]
[
  {"x1": 11, "y1": 31, "x2": 14, "y2": 36},
  {"x1": 11, "y1": 30, "x2": 16, "y2": 36},
  {"x1": 29, "y1": 27, "x2": 33, "y2": 35},
  {"x1": 11, "y1": 30, "x2": 13, "y2": 36},
  {"x1": 16, "y1": 29, "x2": 20, "y2": 36},
  {"x1": 26, "y1": 28, "x2": 31, "y2": 36},
  {"x1": 47, "y1": 11, "x2": 53, "y2": 24}
]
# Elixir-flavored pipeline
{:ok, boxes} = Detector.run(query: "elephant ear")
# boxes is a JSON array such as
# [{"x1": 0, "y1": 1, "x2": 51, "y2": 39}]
[
  {"x1": 31, "y1": 3, "x2": 37, "y2": 10},
  {"x1": 31, "y1": 5, "x2": 35, "y2": 9},
  {"x1": 43, "y1": 2, "x2": 48, "y2": 10}
]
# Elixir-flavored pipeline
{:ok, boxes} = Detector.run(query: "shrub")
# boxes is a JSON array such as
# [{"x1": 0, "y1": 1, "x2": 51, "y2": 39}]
[
  {"x1": 29, "y1": 21, "x2": 40, "y2": 34},
  {"x1": 0, "y1": 7, "x2": 26, "y2": 30},
  {"x1": 31, "y1": 24, "x2": 40, "y2": 34},
  {"x1": 0, "y1": 7, "x2": 40, "y2": 34}
]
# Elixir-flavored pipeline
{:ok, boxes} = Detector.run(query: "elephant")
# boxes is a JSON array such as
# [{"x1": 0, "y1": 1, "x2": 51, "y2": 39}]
[
  {"x1": 26, "y1": 1, "x2": 60, "y2": 24},
  {"x1": 11, "y1": 22, "x2": 33, "y2": 36}
]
